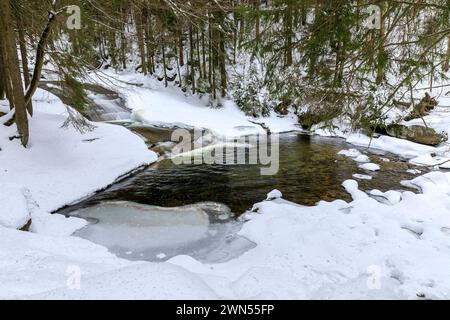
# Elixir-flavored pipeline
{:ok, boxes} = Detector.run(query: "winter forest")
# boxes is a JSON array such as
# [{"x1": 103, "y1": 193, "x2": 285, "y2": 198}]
[{"x1": 1, "y1": 0, "x2": 450, "y2": 301}]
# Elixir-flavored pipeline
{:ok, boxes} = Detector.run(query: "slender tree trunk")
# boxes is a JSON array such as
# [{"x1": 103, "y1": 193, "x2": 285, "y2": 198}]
[
  {"x1": 176, "y1": 46, "x2": 182, "y2": 87},
  {"x1": 0, "y1": 0, "x2": 29, "y2": 146},
  {"x1": 120, "y1": 6, "x2": 127, "y2": 70},
  {"x1": 17, "y1": 21, "x2": 33, "y2": 115},
  {"x1": 254, "y1": 0, "x2": 260, "y2": 39},
  {"x1": 135, "y1": 8, "x2": 147, "y2": 75},
  {"x1": 0, "y1": 40, "x2": 5, "y2": 100},
  {"x1": 209, "y1": 15, "x2": 216, "y2": 100},
  {"x1": 179, "y1": 33, "x2": 184, "y2": 67},
  {"x1": 109, "y1": 30, "x2": 117, "y2": 69},
  {"x1": 196, "y1": 30, "x2": 202, "y2": 79},
  {"x1": 144, "y1": 12, "x2": 155, "y2": 74},
  {"x1": 285, "y1": 9, "x2": 293, "y2": 67},
  {"x1": 444, "y1": 35, "x2": 450, "y2": 72},
  {"x1": 189, "y1": 25, "x2": 196, "y2": 94},
  {"x1": 376, "y1": 3, "x2": 386, "y2": 85},
  {"x1": 219, "y1": 31, "x2": 227, "y2": 97},
  {"x1": 201, "y1": 24, "x2": 207, "y2": 79},
  {"x1": 25, "y1": 10, "x2": 59, "y2": 106},
  {"x1": 161, "y1": 38, "x2": 168, "y2": 88}
]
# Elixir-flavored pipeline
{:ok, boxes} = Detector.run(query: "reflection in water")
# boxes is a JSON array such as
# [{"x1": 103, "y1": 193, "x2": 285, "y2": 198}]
[{"x1": 59, "y1": 133, "x2": 420, "y2": 215}]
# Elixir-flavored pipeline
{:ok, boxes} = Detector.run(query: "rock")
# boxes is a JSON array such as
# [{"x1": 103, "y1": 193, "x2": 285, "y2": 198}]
[
  {"x1": 20, "y1": 219, "x2": 32, "y2": 232},
  {"x1": 404, "y1": 93, "x2": 438, "y2": 121},
  {"x1": 151, "y1": 141, "x2": 177, "y2": 156},
  {"x1": 266, "y1": 189, "x2": 283, "y2": 200},
  {"x1": 386, "y1": 124, "x2": 446, "y2": 146},
  {"x1": 130, "y1": 125, "x2": 193, "y2": 144},
  {"x1": 359, "y1": 163, "x2": 380, "y2": 172},
  {"x1": 297, "y1": 104, "x2": 341, "y2": 130},
  {"x1": 275, "y1": 99, "x2": 291, "y2": 116},
  {"x1": 338, "y1": 149, "x2": 361, "y2": 158},
  {"x1": 353, "y1": 155, "x2": 370, "y2": 163}
]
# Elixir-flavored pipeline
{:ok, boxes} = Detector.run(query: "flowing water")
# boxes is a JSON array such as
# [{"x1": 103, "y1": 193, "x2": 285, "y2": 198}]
[
  {"x1": 60, "y1": 132, "x2": 420, "y2": 214},
  {"x1": 60, "y1": 131, "x2": 423, "y2": 262}
]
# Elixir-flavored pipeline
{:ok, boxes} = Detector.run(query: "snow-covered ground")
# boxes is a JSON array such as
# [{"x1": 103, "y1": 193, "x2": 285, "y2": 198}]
[
  {"x1": 1, "y1": 72, "x2": 450, "y2": 299},
  {"x1": 0, "y1": 89, "x2": 156, "y2": 230},
  {"x1": 3, "y1": 172, "x2": 450, "y2": 299},
  {"x1": 89, "y1": 70, "x2": 300, "y2": 138}
]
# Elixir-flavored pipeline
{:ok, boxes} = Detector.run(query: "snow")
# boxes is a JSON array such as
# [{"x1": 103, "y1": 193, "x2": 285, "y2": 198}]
[
  {"x1": 346, "y1": 133, "x2": 440, "y2": 160},
  {"x1": 0, "y1": 89, "x2": 157, "y2": 229},
  {"x1": 338, "y1": 148, "x2": 370, "y2": 163},
  {"x1": 338, "y1": 149, "x2": 362, "y2": 158},
  {"x1": 359, "y1": 163, "x2": 381, "y2": 172},
  {"x1": 353, "y1": 174, "x2": 373, "y2": 180},
  {"x1": 266, "y1": 189, "x2": 283, "y2": 200},
  {"x1": 354, "y1": 155, "x2": 370, "y2": 163},
  {"x1": 89, "y1": 71, "x2": 300, "y2": 138},
  {"x1": 4, "y1": 171, "x2": 450, "y2": 299},
  {"x1": 2, "y1": 72, "x2": 450, "y2": 299}
]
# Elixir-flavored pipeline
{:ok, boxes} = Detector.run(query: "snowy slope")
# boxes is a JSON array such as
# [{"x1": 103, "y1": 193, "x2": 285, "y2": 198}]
[{"x1": 89, "y1": 71, "x2": 300, "y2": 138}]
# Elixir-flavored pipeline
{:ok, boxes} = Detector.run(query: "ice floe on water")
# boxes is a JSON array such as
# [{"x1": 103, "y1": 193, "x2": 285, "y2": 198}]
[{"x1": 69, "y1": 201, "x2": 256, "y2": 263}]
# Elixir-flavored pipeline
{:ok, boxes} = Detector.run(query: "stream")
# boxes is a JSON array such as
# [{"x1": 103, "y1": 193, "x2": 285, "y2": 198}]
[{"x1": 58, "y1": 127, "x2": 423, "y2": 263}]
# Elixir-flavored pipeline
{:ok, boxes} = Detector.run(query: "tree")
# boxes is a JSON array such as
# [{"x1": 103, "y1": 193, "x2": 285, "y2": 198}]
[{"x1": 0, "y1": 0, "x2": 29, "y2": 146}]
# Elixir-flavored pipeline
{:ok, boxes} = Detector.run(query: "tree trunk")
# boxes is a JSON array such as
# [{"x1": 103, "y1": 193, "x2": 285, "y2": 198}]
[
  {"x1": 189, "y1": 25, "x2": 196, "y2": 94},
  {"x1": 135, "y1": 8, "x2": 147, "y2": 75},
  {"x1": 161, "y1": 39, "x2": 168, "y2": 88},
  {"x1": 0, "y1": 39, "x2": 5, "y2": 100},
  {"x1": 17, "y1": 20, "x2": 33, "y2": 115},
  {"x1": 284, "y1": 9, "x2": 293, "y2": 67},
  {"x1": 376, "y1": 3, "x2": 386, "y2": 85},
  {"x1": 444, "y1": 35, "x2": 450, "y2": 72},
  {"x1": 0, "y1": 0, "x2": 29, "y2": 146},
  {"x1": 120, "y1": 5, "x2": 127, "y2": 70},
  {"x1": 144, "y1": 11, "x2": 155, "y2": 74},
  {"x1": 25, "y1": 10, "x2": 59, "y2": 106},
  {"x1": 179, "y1": 33, "x2": 184, "y2": 67}
]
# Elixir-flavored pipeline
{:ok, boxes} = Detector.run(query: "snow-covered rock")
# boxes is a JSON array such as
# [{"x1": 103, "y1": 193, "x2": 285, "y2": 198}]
[
  {"x1": 266, "y1": 189, "x2": 283, "y2": 200},
  {"x1": 359, "y1": 163, "x2": 381, "y2": 172}
]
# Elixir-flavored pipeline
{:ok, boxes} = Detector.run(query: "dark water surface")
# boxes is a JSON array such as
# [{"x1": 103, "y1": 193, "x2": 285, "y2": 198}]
[{"x1": 59, "y1": 133, "x2": 421, "y2": 215}]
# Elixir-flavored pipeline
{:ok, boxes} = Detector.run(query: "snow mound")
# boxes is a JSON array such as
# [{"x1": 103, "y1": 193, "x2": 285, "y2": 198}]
[{"x1": 266, "y1": 189, "x2": 283, "y2": 200}]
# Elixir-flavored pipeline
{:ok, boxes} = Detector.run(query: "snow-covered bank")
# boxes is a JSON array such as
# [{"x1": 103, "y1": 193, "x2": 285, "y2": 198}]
[
  {"x1": 3, "y1": 172, "x2": 450, "y2": 299},
  {"x1": 0, "y1": 89, "x2": 157, "y2": 229},
  {"x1": 89, "y1": 71, "x2": 300, "y2": 138},
  {"x1": 90, "y1": 70, "x2": 450, "y2": 169}
]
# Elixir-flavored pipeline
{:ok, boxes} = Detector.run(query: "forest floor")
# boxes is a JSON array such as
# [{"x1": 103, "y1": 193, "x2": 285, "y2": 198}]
[{"x1": 1, "y1": 73, "x2": 450, "y2": 299}]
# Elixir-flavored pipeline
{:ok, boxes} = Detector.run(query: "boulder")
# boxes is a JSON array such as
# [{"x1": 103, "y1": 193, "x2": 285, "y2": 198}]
[{"x1": 386, "y1": 124, "x2": 446, "y2": 146}]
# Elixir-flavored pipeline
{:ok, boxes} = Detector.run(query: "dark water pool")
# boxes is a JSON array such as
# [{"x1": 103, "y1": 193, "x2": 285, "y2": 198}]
[{"x1": 59, "y1": 133, "x2": 421, "y2": 215}]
